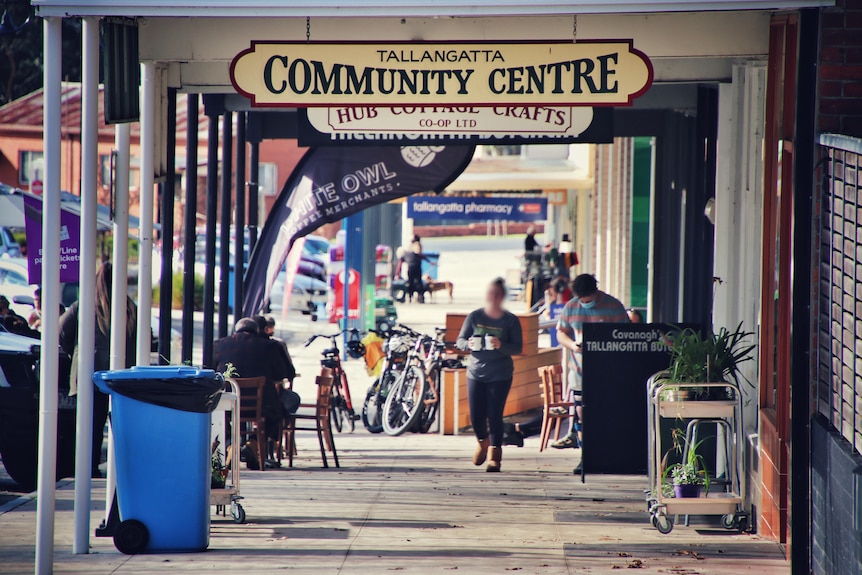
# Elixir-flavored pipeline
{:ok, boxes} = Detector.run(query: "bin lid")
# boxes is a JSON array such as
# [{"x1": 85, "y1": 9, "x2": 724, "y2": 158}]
[
  {"x1": 94, "y1": 366, "x2": 219, "y2": 382},
  {"x1": 93, "y1": 366, "x2": 224, "y2": 413}
]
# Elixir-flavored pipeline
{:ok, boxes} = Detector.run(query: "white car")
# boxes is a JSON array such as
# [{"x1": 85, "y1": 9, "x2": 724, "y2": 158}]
[
  {"x1": 0, "y1": 258, "x2": 38, "y2": 317},
  {"x1": 0, "y1": 259, "x2": 181, "y2": 361},
  {"x1": 269, "y1": 269, "x2": 328, "y2": 320}
]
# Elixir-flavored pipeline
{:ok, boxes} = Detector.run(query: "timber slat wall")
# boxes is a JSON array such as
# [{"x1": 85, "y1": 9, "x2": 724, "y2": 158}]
[{"x1": 443, "y1": 312, "x2": 562, "y2": 431}]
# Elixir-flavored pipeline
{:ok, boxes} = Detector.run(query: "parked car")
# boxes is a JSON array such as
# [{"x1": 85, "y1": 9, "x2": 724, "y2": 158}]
[
  {"x1": 0, "y1": 327, "x2": 74, "y2": 489},
  {"x1": 0, "y1": 228, "x2": 22, "y2": 258},
  {"x1": 0, "y1": 258, "x2": 38, "y2": 317},
  {"x1": 269, "y1": 269, "x2": 328, "y2": 320},
  {"x1": 303, "y1": 234, "x2": 331, "y2": 260}
]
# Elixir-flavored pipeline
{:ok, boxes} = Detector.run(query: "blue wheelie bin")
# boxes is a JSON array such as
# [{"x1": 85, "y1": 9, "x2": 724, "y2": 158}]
[{"x1": 94, "y1": 366, "x2": 223, "y2": 555}]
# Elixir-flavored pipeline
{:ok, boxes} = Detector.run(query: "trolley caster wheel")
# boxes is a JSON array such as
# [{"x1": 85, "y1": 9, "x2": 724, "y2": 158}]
[
  {"x1": 113, "y1": 519, "x2": 149, "y2": 555},
  {"x1": 232, "y1": 502, "x2": 246, "y2": 524},
  {"x1": 721, "y1": 514, "x2": 736, "y2": 530},
  {"x1": 655, "y1": 514, "x2": 674, "y2": 534},
  {"x1": 650, "y1": 513, "x2": 658, "y2": 528},
  {"x1": 735, "y1": 515, "x2": 749, "y2": 533}
]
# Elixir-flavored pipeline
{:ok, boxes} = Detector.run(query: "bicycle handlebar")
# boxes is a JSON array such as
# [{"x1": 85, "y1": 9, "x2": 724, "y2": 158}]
[{"x1": 303, "y1": 328, "x2": 360, "y2": 347}]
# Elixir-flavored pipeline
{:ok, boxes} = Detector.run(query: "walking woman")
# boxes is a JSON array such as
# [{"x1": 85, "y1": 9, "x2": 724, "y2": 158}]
[
  {"x1": 456, "y1": 278, "x2": 523, "y2": 472},
  {"x1": 60, "y1": 262, "x2": 137, "y2": 476}
]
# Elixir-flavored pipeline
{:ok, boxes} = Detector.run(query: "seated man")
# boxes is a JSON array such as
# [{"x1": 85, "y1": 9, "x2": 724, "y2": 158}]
[
  {"x1": 253, "y1": 314, "x2": 300, "y2": 415},
  {"x1": 214, "y1": 317, "x2": 294, "y2": 469}
]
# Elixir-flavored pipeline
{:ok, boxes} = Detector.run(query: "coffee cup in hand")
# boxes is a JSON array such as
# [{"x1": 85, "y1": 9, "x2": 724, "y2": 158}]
[
  {"x1": 485, "y1": 334, "x2": 496, "y2": 350},
  {"x1": 470, "y1": 336, "x2": 484, "y2": 351}
]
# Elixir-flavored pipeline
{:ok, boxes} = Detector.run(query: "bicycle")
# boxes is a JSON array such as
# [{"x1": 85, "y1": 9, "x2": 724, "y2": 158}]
[
  {"x1": 361, "y1": 324, "x2": 420, "y2": 434},
  {"x1": 382, "y1": 327, "x2": 439, "y2": 436},
  {"x1": 303, "y1": 330, "x2": 359, "y2": 433},
  {"x1": 412, "y1": 327, "x2": 458, "y2": 434}
]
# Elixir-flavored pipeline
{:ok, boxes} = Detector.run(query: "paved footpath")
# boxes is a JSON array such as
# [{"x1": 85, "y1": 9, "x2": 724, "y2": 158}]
[{"x1": 1, "y1": 433, "x2": 786, "y2": 575}]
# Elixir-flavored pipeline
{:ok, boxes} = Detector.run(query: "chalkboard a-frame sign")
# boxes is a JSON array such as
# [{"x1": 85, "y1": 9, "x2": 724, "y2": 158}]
[{"x1": 580, "y1": 323, "x2": 696, "y2": 481}]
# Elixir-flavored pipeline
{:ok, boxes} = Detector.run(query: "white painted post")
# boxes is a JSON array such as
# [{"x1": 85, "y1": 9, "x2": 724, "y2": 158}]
[
  {"x1": 401, "y1": 202, "x2": 413, "y2": 247},
  {"x1": 104, "y1": 123, "x2": 131, "y2": 519},
  {"x1": 137, "y1": 62, "x2": 156, "y2": 365},
  {"x1": 35, "y1": 16, "x2": 62, "y2": 575},
  {"x1": 72, "y1": 16, "x2": 99, "y2": 556}
]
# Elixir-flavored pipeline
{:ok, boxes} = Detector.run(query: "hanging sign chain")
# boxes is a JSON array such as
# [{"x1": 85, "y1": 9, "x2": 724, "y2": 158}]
[
  {"x1": 572, "y1": 15, "x2": 578, "y2": 43},
  {"x1": 306, "y1": 17, "x2": 311, "y2": 43}
]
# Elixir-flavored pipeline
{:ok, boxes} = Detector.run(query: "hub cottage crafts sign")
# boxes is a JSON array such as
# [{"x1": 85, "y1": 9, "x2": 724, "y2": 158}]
[
  {"x1": 298, "y1": 105, "x2": 613, "y2": 146},
  {"x1": 231, "y1": 41, "x2": 653, "y2": 108}
]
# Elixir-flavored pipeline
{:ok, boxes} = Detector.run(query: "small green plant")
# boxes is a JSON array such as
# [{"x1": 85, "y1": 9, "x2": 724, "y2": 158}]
[
  {"x1": 222, "y1": 362, "x2": 238, "y2": 378},
  {"x1": 211, "y1": 435, "x2": 228, "y2": 489},
  {"x1": 153, "y1": 271, "x2": 205, "y2": 311},
  {"x1": 667, "y1": 323, "x2": 755, "y2": 385},
  {"x1": 662, "y1": 431, "x2": 710, "y2": 493}
]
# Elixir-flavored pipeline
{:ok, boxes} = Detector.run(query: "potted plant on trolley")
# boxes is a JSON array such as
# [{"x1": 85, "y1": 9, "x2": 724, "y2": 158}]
[
  {"x1": 665, "y1": 437, "x2": 710, "y2": 498},
  {"x1": 662, "y1": 323, "x2": 755, "y2": 401}
]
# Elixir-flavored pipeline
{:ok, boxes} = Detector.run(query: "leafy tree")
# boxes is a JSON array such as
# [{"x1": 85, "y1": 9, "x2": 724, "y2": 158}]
[{"x1": 0, "y1": 2, "x2": 82, "y2": 106}]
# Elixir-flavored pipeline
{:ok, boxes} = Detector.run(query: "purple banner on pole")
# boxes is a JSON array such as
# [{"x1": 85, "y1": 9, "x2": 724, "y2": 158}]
[
  {"x1": 23, "y1": 194, "x2": 81, "y2": 285},
  {"x1": 243, "y1": 145, "x2": 475, "y2": 317}
]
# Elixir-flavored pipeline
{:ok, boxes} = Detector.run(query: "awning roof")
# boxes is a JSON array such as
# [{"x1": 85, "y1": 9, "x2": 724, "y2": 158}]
[{"x1": 34, "y1": 0, "x2": 832, "y2": 17}]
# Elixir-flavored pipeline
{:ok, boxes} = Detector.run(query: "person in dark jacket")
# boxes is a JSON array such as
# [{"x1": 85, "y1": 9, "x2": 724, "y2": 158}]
[
  {"x1": 253, "y1": 314, "x2": 300, "y2": 415},
  {"x1": 524, "y1": 226, "x2": 539, "y2": 252},
  {"x1": 59, "y1": 262, "x2": 137, "y2": 477},
  {"x1": 214, "y1": 318, "x2": 294, "y2": 467},
  {"x1": 456, "y1": 277, "x2": 523, "y2": 472},
  {"x1": 400, "y1": 241, "x2": 432, "y2": 303}
]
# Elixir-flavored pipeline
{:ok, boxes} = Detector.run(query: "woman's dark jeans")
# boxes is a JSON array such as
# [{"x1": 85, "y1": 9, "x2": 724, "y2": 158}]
[{"x1": 467, "y1": 377, "x2": 513, "y2": 448}]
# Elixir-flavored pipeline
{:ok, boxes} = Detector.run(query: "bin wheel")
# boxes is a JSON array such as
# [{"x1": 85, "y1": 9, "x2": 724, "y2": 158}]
[
  {"x1": 114, "y1": 519, "x2": 149, "y2": 555},
  {"x1": 721, "y1": 514, "x2": 736, "y2": 530},
  {"x1": 232, "y1": 502, "x2": 246, "y2": 524},
  {"x1": 655, "y1": 513, "x2": 674, "y2": 534}
]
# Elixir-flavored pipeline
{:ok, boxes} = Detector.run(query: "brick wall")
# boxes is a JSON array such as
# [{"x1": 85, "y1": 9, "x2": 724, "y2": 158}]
[
  {"x1": 811, "y1": 416, "x2": 862, "y2": 575},
  {"x1": 819, "y1": 0, "x2": 862, "y2": 137}
]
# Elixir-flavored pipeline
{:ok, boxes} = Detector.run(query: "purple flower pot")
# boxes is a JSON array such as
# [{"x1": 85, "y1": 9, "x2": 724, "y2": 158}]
[{"x1": 674, "y1": 484, "x2": 701, "y2": 498}]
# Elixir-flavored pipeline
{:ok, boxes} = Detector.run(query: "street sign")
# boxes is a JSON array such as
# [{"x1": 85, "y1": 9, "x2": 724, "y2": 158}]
[
  {"x1": 297, "y1": 106, "x2": 614, "y2": 146},
  {"x1": 407, "y1": 196, "x2": 548, "y2": 222},
  {"x1": 231, "y1": 41, "x2": 653, "y2": 108},
  {"x1": 30, "y1": 179, "x2": 43, "y2": 195},
  {"x1": 332, "y1": 269, "x2": 361, "y2": 321},
  {"x1": 581, "y1": 323, "x2": 696, "y2": 476}
]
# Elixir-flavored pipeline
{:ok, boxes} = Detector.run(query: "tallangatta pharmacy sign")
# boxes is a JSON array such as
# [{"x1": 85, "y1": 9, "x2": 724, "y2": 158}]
[{"x1": 230, "y1": 41, "x2": 653, "y2": 107}]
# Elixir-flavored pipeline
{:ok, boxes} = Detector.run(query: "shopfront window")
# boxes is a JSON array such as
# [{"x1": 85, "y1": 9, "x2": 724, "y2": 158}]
[{"x1": 18, "y1": 151, "x2": 44, "y2": 185}]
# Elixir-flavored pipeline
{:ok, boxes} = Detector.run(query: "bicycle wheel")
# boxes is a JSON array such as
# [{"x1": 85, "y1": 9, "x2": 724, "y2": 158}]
[
  {"x1": 414, "y1": 367, "x2": 440, "y2": 434},
  {"x1": 330, "y1": 389, "x2": 345, "y2": 433},
  {"x1": 362, "y1": 386, "x2": 384, "y2": 433},
  {"x1": 362, "y1": 371, "x2": 396, "y2": 433},
  {"x1": 341, "y1": 371, "x2": 356, "y2": 432},
  {"x1": 382, "y1": 365, "x2": 428, "y2": 436}
]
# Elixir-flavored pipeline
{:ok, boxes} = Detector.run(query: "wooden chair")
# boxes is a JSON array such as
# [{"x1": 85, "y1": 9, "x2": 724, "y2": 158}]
[
  {"x1": 537, "y1": 365, "x2": 575, "y2": 452},
  {"x1": 231, "y1": 376, "x2": 268, "y2": 471},
  {"x1": 281, "y1": 374, "x2": 338, "y2": 468}
]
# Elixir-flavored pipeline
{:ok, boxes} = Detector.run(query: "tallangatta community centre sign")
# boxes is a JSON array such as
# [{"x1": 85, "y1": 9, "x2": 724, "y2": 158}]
[{"x1": 230, "y1": 41, "x2": 653, "y2": 107}]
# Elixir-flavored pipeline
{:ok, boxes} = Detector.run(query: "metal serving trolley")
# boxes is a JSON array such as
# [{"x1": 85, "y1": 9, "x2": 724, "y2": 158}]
[
  {"x1": 211, "y1": 378, "x2": 246, "y2": 524},
  {"x1": 646, "y1": 374, "x2": 749, "y2": 534}
]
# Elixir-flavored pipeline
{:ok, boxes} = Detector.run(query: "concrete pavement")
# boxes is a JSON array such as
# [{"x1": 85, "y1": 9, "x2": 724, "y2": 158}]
[
  {"x1": 0, "y1": 433, "x2": 785, "y2": 574},
  {"x1": 0, "y1": 237, "x2": 787, "y2": 573}
]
